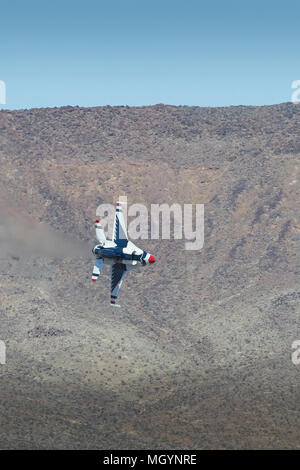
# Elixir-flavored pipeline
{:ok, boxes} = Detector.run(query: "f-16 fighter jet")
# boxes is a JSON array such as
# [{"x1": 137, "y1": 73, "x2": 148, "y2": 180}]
[{"x1": 92, "y1": 201, "x2": 156, "y2": 306}]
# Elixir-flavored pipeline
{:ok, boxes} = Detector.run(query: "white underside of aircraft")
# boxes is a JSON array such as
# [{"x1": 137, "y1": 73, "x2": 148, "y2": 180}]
[{"x1": 92, "y1": 201, "x2": 155, "y2": 306}]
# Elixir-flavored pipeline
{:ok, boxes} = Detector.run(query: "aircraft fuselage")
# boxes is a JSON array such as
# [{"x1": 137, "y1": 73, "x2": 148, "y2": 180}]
[{"x1": 93, "y1": 245, "x2": 145, "y2": 266}]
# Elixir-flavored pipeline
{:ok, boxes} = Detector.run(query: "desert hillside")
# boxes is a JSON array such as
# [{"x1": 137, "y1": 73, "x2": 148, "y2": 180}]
[{"x1": 0, "y1": 103, "x2": 299, "y2": 449}]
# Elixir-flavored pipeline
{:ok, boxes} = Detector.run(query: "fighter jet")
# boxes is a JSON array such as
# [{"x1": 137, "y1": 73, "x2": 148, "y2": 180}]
[{"x1": 92, "y1": 201, "x2": 156, "y2": 306}]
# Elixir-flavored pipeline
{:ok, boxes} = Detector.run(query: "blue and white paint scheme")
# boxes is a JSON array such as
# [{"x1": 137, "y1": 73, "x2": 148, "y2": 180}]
[{"x1": 92, "y1": 201, "x2": 155, "y2": 306}]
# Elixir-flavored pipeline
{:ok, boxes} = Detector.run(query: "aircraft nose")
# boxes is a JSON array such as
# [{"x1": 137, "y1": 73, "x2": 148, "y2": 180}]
[{"x1": 149, "y1": 255, "x2": 156, "y2": 263}]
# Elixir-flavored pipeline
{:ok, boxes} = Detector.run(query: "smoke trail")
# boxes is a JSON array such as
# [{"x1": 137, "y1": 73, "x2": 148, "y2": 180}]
[{"x1": 0, "y1": 214, "x2": 88, "y2": 259}]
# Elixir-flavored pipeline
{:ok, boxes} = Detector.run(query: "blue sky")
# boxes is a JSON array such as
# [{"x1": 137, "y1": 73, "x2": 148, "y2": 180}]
[{"x1": 1, "y1": 0, "x2": 300, "y2": 109}]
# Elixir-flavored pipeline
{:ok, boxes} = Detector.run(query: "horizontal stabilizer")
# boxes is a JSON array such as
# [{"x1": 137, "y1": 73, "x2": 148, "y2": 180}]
[
  {"x1": 92, "y1": 258, "x2": 104, "y2": 282},
  {"x1": 95, "y1": 220, "x2": 106, "y2": 244}
]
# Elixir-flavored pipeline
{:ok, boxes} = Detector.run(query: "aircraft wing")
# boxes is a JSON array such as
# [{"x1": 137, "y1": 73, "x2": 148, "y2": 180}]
[
  {"x1": 113, "y1": 201, "x2": 128, "y2": 248},
  {"x1": 110, "y1": 263, "x2": 126, "y2": 305},
  {"x1": 92, "y1": 258, "x2": 104, "y2": 282}
]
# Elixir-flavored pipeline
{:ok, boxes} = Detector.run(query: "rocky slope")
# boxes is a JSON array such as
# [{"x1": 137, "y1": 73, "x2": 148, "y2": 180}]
[{"x1": 0, "y1": 103, "x2": 299, "y2": 449}]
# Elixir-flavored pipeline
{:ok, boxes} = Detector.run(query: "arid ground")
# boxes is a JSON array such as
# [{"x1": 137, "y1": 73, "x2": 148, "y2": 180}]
[{"x1": 0, "y1": 103, "x2": 299, "y2": 449}]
